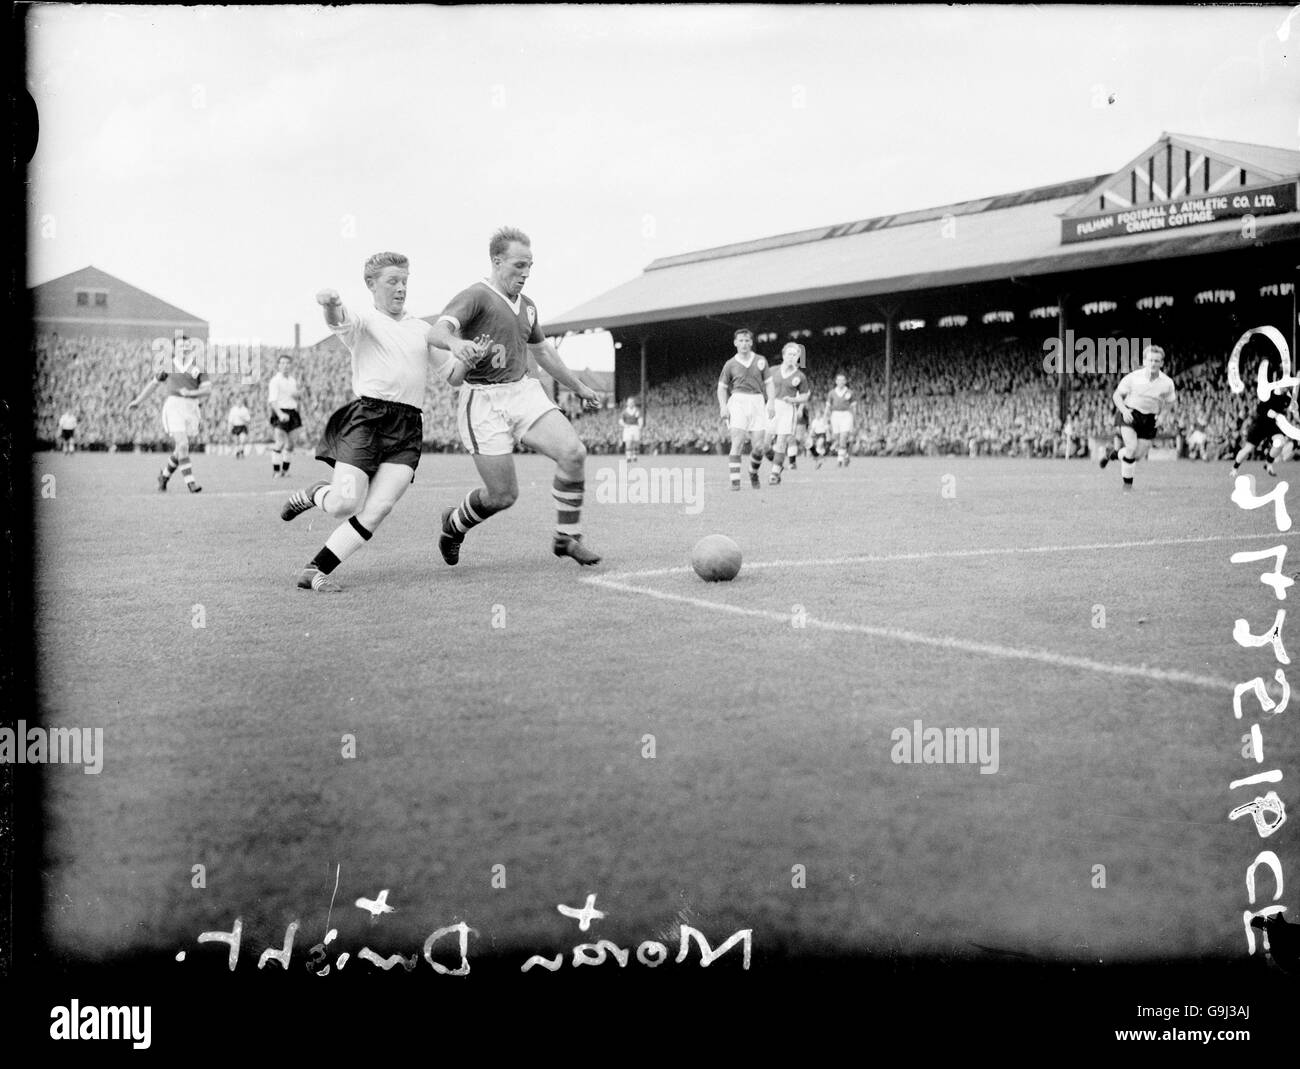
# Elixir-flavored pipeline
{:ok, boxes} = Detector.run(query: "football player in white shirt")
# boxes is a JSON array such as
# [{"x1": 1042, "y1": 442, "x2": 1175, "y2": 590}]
[
  {"x1": 227, "y1": 400, "x2": 251, "y2": 459},
  {"x1": 279, "y1": 251, "x2": 480, "y2": 592},
  {"x1": 57, "y1": 410, "x2": 78, "y2": 454},
  {"x1": 268, "y1": 355, "x2": 303, "y2": 478},
  {"x1": 1108, "y1": 345, "x2": 1176, "y2": 491}
]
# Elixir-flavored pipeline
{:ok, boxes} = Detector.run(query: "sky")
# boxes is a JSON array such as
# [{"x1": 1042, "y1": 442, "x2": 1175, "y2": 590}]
[{"x1": 25, "y1": 4, "x2": 1300, "y2": 370}]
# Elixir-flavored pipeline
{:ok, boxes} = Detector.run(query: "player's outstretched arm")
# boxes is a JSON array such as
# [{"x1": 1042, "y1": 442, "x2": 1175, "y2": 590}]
[
  {"x1": 430, "y1": 318, "x2": 486, "y2": 367},
  {"x1": 429, "y1": 336, "x2": 487, "y2": 388},
  {"x1": 316, "y1": 289, "x2": 346, "y2": 327},
  {"x1": 531, "y1": 341, "x2": 600, "y2": 407},
  {"x1": 126, "y1": 378, "x2": 159, "y2": 410}
]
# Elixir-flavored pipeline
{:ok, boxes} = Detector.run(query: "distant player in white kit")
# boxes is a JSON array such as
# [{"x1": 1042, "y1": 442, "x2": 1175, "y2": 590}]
[
  {"x1": 620, "y1": 396, "x2": 644, "y2": 463},
  {"x1": 57, "y1": 410, "x2": 77, "y2": 454},
  {"x1": 718, "y1": 328, "x2": 772, "y2": 490},
  {"x1": 826, "y1": 372, "x2": 855, "y2": 466},
  {"x1": 127, "y1": 341, "x2": 211, "y2": 492},
  {"x1": 227, "y1": 399, "x2": 251, "y2": 459},
  {"x1": 766, "y1": 342, "x2": 811, "y2": 485},
  {"x1": 280, "y1": 251, "x2": 476, "y2": 592},
  {"x1": 268, "y1": 354, "x2": 303, "y2": 478},
  {"x1": 1108, "y1": 344, "x2": 1176, "y2": 491}
]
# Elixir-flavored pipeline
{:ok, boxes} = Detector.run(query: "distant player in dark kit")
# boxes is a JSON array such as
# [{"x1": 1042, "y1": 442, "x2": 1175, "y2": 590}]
[
  {"x1": 268, "y1": 354, "x2": 304, "y2": 478},
  {"x1": 127, "y1": 341, "x2": 211, "y2": 492},
  {"x1": 280, "y1": 251, "x2": 477, "y2": 592},
  {"x1": 826, "y1": 372, "x2": 855, "y2": 466},
  {"x1": 767, "y1": 342, "x2": 811, "y2": 485},
  {"x1": 718, "y1": 328, "x2": 772, "y2": 490},
  {"x1": 1231, "y1": 346, "x2": 1295, "y2": 479},
  {"x1": 620, "y1": 396, "x2": 644, "y2": 463},
  {"x1": 430, "y1": 227, "x2": 604, "y2": 567},
  {"x1": 1107, "y1": 345, "x2": 1176, "y2": 491}
]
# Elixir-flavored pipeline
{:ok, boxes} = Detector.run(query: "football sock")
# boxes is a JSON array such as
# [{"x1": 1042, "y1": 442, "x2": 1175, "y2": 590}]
[
  {"x1": 310, "y1": 516, "x2": 372, "y2": 575},
  {"x1": 1120, "y1": 456, "x2": 1136, "y2": 482},
  {"x1": 272, "y1": 447, "x2": 283, "y2": 474},
  {"x1": 728, "y1": 454, "x2": 741, "y2": 488},
  {"x1": 772, "y1": 456, "x2": 784, "y2": 475},
  {"x1": 553, "y1": 474, "x2": 584, "y2": 538},
  {"x1": 749, "y1": 452, "x2": 763, "y2": 476},
  {"x1": 178, "y1": 455, "x2": 195, "y2": 487},
  {"x1": 164, "y1": 453, "x2": 180, "y2": 477},
  {"x1": 282, "y1": 458, "x2": 290, "y2": 476},
  {"x1": 447, "y1": 487, "x2": 508, "y2": 537}
]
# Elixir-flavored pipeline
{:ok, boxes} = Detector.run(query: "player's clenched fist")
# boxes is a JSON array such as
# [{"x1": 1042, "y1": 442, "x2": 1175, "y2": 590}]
[{"x1": 316, "y1": 288, "x2": 341, "y2": 307}]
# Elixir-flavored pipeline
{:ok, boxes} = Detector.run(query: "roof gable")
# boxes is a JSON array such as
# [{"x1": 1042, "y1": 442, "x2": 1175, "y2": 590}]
[{"x1": 1063, "y1": 133, "x2": 1300, "y2": 217}]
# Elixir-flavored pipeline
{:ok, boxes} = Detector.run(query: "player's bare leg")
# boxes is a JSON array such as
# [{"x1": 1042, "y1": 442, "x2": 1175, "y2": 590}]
[
  {"x1": 1099, "y1": 432, "x2": 1124, "y2": 469},
  {"x1": 1117, "y1": 425, "x2": 1143, "y2": 490},
  {"x1": 283, "y1": 460, "x2": 367, "y2": 522},
  {"x1": 439, "y1": 453, "x2": 518, "y2": 565},
  {"x1": 271, "y1": 425, "x2": 288, "y2": 478},
  {"x1": 160, "y1": 431, "x2": 201, "y2": 492},
  {"x1": 748, "y1": 429, "x2": 768, "y2": 488},
  {"x1": 727, "y1": 427, "x2": 748, "y2": 491},
  {"x1": 522, "y1": 410, "x2": 601, "y2": 565},
  {"x1": 296, "y1": 462, "x2": 412, "y2": 592},
  {"x1": 770, "y1": 432, "x2": 792, "y2": 484}
]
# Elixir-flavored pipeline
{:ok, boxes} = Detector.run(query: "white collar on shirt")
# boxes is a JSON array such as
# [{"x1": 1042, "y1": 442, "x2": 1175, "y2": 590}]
[{"x1": 482, "y1": 278, "x2": 522, "y2": 313}]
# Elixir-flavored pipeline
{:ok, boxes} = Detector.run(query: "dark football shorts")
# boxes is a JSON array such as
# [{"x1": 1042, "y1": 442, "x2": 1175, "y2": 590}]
[
  {"x1": 1246, "y1": 410, "x2": 1282, "y2": 448},
  {"x1": 316, "y1": 397, "x2": 423, "y2": 478},
  {"x1": 229, "y1": 424, "x2": 248, "y2": 437},
  {"x1": 1117, "y1": 410, "x2": 1157, "y2": 440},
  {"x1": 270, "y1": 408, "x2": 303, "y2": 433},
  {"x1": 60, "y1": 428, "x2": 74, "y2": 440}
]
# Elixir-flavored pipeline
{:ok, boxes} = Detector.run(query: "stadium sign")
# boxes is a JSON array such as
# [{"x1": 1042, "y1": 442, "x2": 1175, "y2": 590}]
[{"x1": 1061, "y1": 181, "x2": 1296, "y2": 244}]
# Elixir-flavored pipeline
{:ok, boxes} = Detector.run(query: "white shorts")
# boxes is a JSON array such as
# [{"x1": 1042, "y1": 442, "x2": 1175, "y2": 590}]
[
  {"x1": 622, "y1": 425, "x2": 641, "y2": 444},
  {"x1": 830, "y1": 410, "x2": 854, "y2": 436},
  {"x1": 771, "y1": 399, "x2": 797, "y2": 437},
  {"x1": 161, "y1": 396, "x2": 200, "y2": 437},
  {"x1": 727, "y1": 392, "x2": 768, "y2": 434},
  {"x1": 458, "y1": 377, "x2": 559, "y2": 457}
]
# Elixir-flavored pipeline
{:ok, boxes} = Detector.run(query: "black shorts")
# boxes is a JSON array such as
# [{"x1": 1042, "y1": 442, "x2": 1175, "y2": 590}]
[
  {"x1": 270, "y1": 408, "x2": 303, "y2": 433},
  {"x1": 229, "y1": 424, "x2": 248, "y2": 437},
  {"x1": 1117, "y1": 411, "x2": 1157, "y2": 440},
  {"x1": 59, "y1": 428, "x2": 74, "y2": 440},
  {"x1": 1246, "y1": 411, "x2": 1282, "y2": 448},
  {"x1": 316, "y1": 397, "x2": 423, "y2": 477}
]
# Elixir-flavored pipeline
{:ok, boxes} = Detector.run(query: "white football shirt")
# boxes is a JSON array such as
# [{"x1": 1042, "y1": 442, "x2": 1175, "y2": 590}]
[
  {"x1": 1117, "y1": 369, "x2": 1175, "y2": 414},
  {"x1": 331, "y1": 304, "x2": 433, "y2": 409}
]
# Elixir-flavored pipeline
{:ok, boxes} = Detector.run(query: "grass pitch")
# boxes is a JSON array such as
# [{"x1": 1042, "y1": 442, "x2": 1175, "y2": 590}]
[{"x1": 31, "y1": 449, "x2": 1298, "y2": 970}]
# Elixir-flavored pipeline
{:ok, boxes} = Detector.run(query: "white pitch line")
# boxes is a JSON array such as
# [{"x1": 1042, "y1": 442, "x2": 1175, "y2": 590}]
[
  {"x1": 582, "y1": 574, "x2": 1234, "y2": 691},
  {"x1": 597, "y1": 531, "x2": 1299, "y2": 580}
]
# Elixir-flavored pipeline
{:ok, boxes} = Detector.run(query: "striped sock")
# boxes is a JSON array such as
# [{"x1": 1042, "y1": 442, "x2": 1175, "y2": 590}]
[
  {"x1": 272, "y1": 448, "x2": 282, "y2": 474},
  {"x1": 772, "y1": 457, "x2": 784, "y2": 475},
  {"x1": 164, "y1": 454, "x2": 180, "y2": 476},
  {"x1": 553, "y1": 475, "x2": 584, "y2": 537},
  {"x1": 447, "y1": 487, "x2": 507, "y2": 536},
  {"x1": 1120, "y1": 456, "x2": 1136, "y2": 482},
  {"x1": 310, "y1": 516, "x2": 372, "y2": 575},
  {"x1": 282, "y1": 458, "x2": 290, "y2": 476},
  {"x1": 179, "y1": 456, "x2": 195, "y2": 486},
  {"x1": 749, "y1": 452, "x2": 763, "y2": 475},
  {"x1": 728, "y1": 454, "x2": 741, "y2": 488}
]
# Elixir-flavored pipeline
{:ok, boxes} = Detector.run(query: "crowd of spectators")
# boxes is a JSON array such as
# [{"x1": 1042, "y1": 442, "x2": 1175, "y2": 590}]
[{"x1": 31, "y1": 329, "x2": 1269, "y2": 459}]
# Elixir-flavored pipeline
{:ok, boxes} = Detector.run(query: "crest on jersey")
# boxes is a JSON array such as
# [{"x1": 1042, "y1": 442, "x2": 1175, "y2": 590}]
[
  {"x1": 526, "y1": 305, "x2": 536, "y2": 328},
  {"x1": 757, "y1": 357, "x2": 766, "y2": 369}
]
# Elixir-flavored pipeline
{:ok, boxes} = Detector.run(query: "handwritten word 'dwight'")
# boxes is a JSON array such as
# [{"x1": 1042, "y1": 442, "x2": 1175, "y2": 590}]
[{"x1": 521, "y1": 894, "x2": 752, "y2": 973}]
